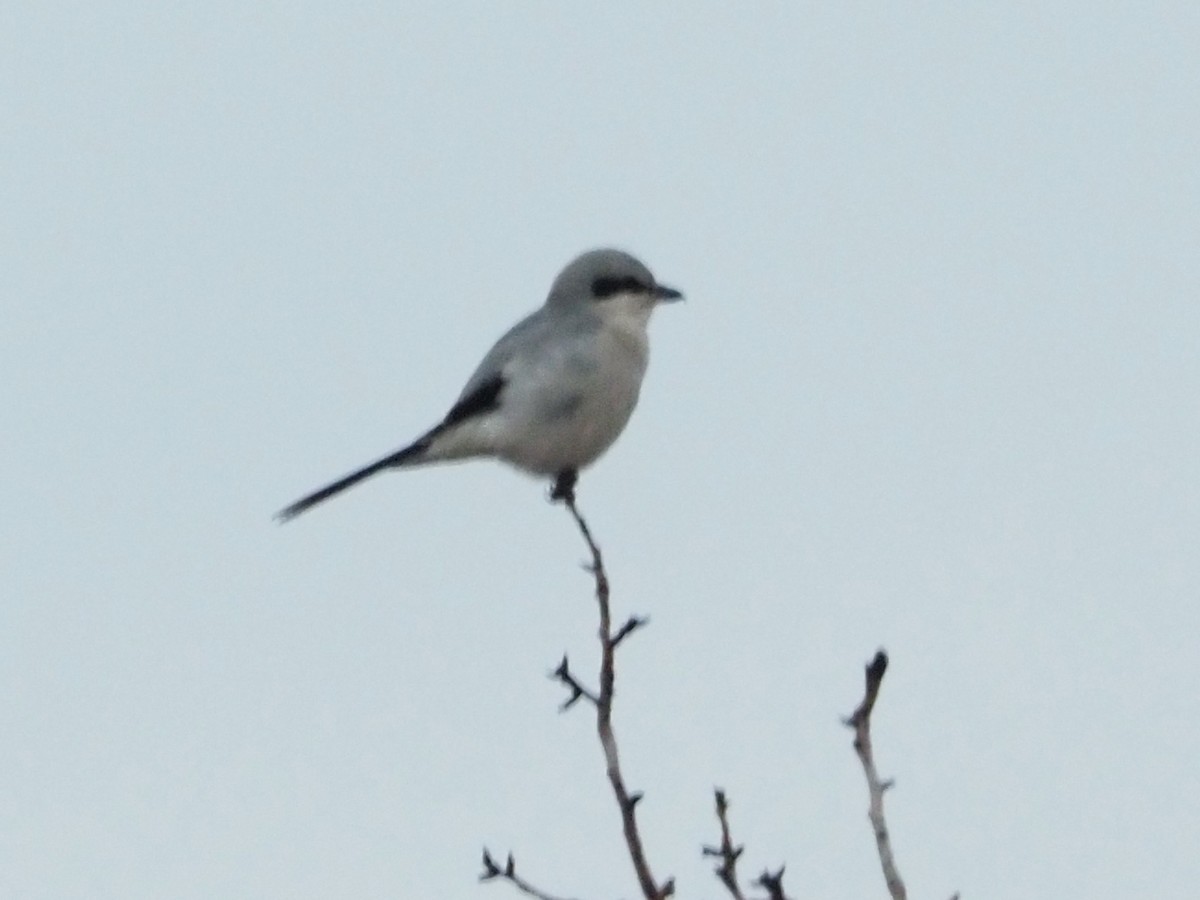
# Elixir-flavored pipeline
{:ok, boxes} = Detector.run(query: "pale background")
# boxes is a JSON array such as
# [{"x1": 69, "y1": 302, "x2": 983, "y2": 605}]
[{"x1": 3, "y1": 4, "x2": 1198, "y2": 899}]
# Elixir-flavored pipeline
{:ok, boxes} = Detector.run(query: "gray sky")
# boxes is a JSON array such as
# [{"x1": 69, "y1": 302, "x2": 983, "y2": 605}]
[{"x1": 3, "y1": 4, "x2": 1198, "y2": 898}]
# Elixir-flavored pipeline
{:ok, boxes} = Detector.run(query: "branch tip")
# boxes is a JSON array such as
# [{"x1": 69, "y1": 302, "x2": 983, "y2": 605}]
[
  {"x1": 612, "y1": 614, "x2": 649, "y2": 646},
  {"x1": 754, "y1": 866, "x2": 787, "y2": 900},
  {"x1": 480, "y1": 848, "x2": 501, "y2": 880},
  {"x1": 550, "y1": 653, "x2": 599, "y2": 710},
  {"x1": 868, "y1": 648, "x2": 889, "y2": 680},
  {"x1": 849, "y1": 648, "x2": 890, "y2": 728}
]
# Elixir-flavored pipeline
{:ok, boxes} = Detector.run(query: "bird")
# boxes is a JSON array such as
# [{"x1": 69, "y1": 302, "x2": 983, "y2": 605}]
[{"x1": 276, "y1": 248, "x2": 682, "y2": 521}]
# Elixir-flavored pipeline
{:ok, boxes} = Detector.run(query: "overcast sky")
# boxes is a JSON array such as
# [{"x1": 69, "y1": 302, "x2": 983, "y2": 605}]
[{"x1": 3, "y1": 4, "x2": 1198, "y2": 899}]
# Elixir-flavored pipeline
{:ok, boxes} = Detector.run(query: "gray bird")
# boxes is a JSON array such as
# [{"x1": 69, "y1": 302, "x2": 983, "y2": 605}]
[{"x1": 277, "y1": 248, "x2": 682, "y2": 521}]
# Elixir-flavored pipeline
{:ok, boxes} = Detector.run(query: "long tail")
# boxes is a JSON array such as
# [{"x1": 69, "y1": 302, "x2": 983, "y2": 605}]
[{"x1": 275, "y1": 438, "x2": 429, "y2": 522}]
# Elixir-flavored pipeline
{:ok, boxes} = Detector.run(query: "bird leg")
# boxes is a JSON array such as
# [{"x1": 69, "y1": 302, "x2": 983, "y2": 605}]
[{"x1": 550, "y1": 469, "x2": 578, "y2": 504}]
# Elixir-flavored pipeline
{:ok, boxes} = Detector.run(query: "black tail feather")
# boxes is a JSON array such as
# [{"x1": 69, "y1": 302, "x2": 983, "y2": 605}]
[{"x1": 275, "y1": 440, "x2": 427, "y2": 522}]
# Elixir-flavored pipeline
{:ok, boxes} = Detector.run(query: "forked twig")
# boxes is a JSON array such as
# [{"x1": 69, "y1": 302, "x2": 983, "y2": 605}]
[
  {"x1": 560, "y1": 492, "x2": 671, "y2": 900},
  {"x1": 479, "y1": 849, "x2": 580, "y2": 900},
  {"x1": 702, "y1": 789, "x2": 747, "y2": 900}
]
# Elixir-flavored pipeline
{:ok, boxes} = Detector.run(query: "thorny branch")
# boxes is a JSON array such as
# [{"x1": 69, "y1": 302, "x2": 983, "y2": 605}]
[
  {"x1": 479, "y1": 849, "x2": 580, "y2": 900},
  {"x1": 846, "y1": 650, "x2": 907, "y2": 900},
  {"x1": 702, "y1": 789, "x2": 790, "y2": 900},
  {"x1": 483, "y1": 488, "x2": 951, "y2": 900},
  {"x1": 702, "y1": 789, "x2": 747, "y2": 900},
  {"x1": 754, "y1": 867, "x2": 789, "y2": 900},
  {"x1": 551, "y1": 654, "x2": 599, "y2": 710},
  {"x1": 556, "y1": 492, "x2": 672, "y2": 900}
]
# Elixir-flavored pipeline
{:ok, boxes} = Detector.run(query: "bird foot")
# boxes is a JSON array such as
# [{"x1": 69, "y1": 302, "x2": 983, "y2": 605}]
[{"x1": 550, "y1": 469, "x2": 578, "y2": 504}]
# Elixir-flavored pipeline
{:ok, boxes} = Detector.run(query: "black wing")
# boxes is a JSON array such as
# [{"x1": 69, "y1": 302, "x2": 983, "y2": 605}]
[{"x1": 439, "y1": 373, "x2": 505, "y2": 429}]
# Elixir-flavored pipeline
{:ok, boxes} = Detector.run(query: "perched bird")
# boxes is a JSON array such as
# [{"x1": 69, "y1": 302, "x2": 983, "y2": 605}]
[{"x1": 277, "y1": 248, "x2": 682, "y2": 521}]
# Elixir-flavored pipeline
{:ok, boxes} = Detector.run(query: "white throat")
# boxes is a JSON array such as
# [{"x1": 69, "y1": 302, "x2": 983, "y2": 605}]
[{"x1": 595, "y1": 291, "x2": 654, "y2": 336}]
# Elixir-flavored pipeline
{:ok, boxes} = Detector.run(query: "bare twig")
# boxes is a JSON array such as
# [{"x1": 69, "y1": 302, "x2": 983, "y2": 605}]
[
  {"x1": 612, "y1": 614, "x2": 649, "y2": 647},
  {"x1": 550, "y1": 654, "x2": 599, "y2": 710},
  {"x1": 845, "y1": 650, "x2": 906, "y2": 900},
  {"x1": 479, "y1": 849, "x2": 581, "y2": 900},
  {"x1": 754, "y1": 866, "x2": 788, "y2": 900},
  {"x1": 701, "y1": 789, "x2": 747, "y2": 900},
  {"x1": 560, "y1": 493, "x2": 672, "y2": 900}
]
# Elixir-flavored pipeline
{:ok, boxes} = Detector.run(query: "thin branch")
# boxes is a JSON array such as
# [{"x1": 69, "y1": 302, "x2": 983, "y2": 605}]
[
  {"x1": 701, "y1": 788, "x2": 747, "y2": 900},
  {"x1": 754, "y1": 866, "x2": 788, "y2": 900},
  {"x1": 561, "y1": 492, "x2": 672, "y2": 900},
  {"x1": 612, "y1": 615, "x2": 649, "y2": 647},
  {"x1": 480, "y1": 849, "x2": 581, "y2": 900},
  {"x1": 550, "y1": 654, "x2": 599, "y2": 710},
  {"x1": 845, "y1": 650, "x2": 906, "y2": 900}
]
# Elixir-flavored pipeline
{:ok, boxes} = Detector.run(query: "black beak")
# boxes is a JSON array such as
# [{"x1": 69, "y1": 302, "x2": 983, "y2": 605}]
[{"x1": 652, "y1": 283, "x2": 684, "y2": 301}]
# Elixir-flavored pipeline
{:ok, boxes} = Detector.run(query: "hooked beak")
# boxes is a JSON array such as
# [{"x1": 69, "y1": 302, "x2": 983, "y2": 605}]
[{"x1": 652, "y1": 283, "x2": 684, "y2": 302}]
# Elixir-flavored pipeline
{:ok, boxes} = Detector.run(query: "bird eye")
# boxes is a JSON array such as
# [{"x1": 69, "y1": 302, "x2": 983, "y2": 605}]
[{"x1": 592, "y1": 275, "x2": 646, "y2": 299}]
